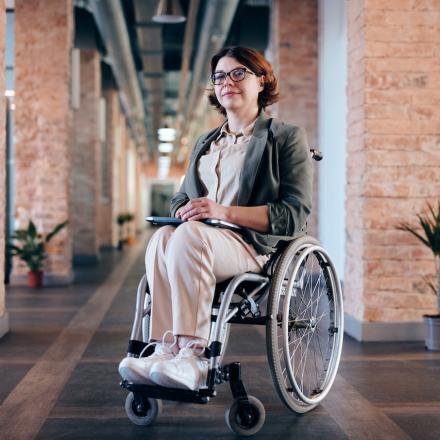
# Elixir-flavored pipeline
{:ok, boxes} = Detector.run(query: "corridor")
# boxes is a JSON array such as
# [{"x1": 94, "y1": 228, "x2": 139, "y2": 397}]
[{"x1": 1, "y1": 230, "x2": 439, "y2": 440}]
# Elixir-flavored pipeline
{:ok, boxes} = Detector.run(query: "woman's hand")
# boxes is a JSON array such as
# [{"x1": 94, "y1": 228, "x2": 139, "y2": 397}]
[{"x1": 177, "y1": 197, "x2": 227, "y2": 222}]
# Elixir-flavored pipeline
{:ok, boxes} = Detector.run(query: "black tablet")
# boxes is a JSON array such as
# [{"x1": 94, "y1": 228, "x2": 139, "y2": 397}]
[
  {"x1": 144, "y1": 216, "x2": 242, "y2": 232},
  {"x1": 144, "y1": 216, "x2": 183, "y2": 226}
]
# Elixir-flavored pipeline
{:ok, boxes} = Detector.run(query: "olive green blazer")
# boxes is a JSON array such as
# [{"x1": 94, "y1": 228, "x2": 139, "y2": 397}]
[{"x1": 169, "y1": 111, "x2": 313, "y2": 255}]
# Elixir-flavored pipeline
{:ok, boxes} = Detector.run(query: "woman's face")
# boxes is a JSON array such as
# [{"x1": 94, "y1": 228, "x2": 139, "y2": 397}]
[{"x1": 213, "y1": 56, "x2": 264, "y2": 114}]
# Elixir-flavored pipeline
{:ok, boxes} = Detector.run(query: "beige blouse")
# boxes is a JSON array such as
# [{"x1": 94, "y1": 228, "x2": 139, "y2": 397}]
[
  {"x1": 197, "y1": 118, "x2": 256, "y2": 206},
  {"x1": 197, "y1": 118, "x2": 269, "y2": 265}
]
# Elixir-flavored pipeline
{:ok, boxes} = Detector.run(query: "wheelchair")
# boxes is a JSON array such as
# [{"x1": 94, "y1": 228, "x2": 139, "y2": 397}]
[{"x1": 120, "y1": 150, "x2": 344, "y2": 436}]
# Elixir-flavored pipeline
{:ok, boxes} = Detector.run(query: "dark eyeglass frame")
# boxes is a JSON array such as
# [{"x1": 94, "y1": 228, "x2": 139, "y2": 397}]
[{"x1": 211, "y1": 67, "x2": 256, "y2": 85}]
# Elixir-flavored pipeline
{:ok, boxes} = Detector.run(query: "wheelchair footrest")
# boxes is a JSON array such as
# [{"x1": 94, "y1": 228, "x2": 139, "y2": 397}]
[{"x1": 120, "y1": 380, "x2": 215, "y2": 404}]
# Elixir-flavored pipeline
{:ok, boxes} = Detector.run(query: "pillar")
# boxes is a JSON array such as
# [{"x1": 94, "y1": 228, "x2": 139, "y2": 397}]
[
  {"x1": 13, "y1": 0, "x2": 73, "y2": 284},
  {"x1": 71, "y1": 49, "x2": 101, "y2": 263},
  {"x1": 345, "y1": 0, "x2": 440, "y2": 340},
  {"x1": 270, "y1": 0, "x2": 319, "y2": 236},
  {"x1": 0, "y1": 0, "x2": 9, "y2": 337},
  {"x1": 99, "y1": 88, "x2": 118, "y2": 248}
]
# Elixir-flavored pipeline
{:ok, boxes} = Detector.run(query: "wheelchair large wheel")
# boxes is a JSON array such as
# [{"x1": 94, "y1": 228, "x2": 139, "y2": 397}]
[{"x1": 266, "y1": 235, "x2": 344, "y2": 413}]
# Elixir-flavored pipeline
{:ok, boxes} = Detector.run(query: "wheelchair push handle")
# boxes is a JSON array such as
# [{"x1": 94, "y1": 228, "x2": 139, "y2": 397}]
[{"x1": 310, "y1": 148, "x2": 323, "y2": 161}]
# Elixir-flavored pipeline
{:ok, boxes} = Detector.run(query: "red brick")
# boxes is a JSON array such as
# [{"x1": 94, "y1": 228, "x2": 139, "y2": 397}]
[
  {"x1": 271, "y1": 0, "x2": 318, "y2": 237},
  {"x1": 412, "y1": 89, "x2": 440, "y2": 104},
  {"x1": 367, "y1": 10, "x2": 440, "y2": 26},
  {"x1": 368, "y1": 0, "x2": 415, "y2": 10},
  {"x1": 366, "y1": 41, "x2": 436, "y2": 57},
  {"x1": 366, "y1": 25, "x2": 440, "y2": 43},
  {"x1": 413, "y1": 0, "x2": 440, "y2": 10},
  {"x1": 13, "y1": 0, "x2": 73, "y2": 282},
  {"x1": 347, "y1": 0, "x2": 440, "y2": 325}
]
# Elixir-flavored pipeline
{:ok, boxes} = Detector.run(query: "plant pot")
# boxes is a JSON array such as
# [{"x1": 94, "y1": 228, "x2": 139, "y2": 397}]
[
  {"x1": 423, "y1": 314, "x2": 440, "y2": 351},
  {"x1": 28, "y1": 270, "x2": 43, "y2": 288},
  {"x1": 127, "y1": 236, "x2": 135, "y2": 246}
]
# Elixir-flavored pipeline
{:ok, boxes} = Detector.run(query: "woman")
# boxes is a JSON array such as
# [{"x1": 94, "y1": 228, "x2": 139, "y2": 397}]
[{"x1": 119, "y1": 46, "x2": 313, "y2": 391}]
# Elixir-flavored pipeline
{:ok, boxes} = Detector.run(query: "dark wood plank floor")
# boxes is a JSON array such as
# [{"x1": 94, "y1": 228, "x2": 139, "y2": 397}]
[{"x1": 1, "y1": 231, "x2": 439, "y2": 440}]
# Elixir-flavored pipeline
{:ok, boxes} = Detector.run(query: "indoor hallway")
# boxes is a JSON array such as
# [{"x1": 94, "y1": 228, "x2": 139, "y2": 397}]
[{"x1": 0, "y1": 230, "x2": 439, "y2": 440}]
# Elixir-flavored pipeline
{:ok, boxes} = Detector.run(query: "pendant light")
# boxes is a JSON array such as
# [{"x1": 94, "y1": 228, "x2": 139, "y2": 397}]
[{"x1": 152, "y1": 0, "x2": 186, "y2": 24}]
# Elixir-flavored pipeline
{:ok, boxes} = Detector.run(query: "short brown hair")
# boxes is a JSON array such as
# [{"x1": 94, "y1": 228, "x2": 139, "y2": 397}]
[{"x1": 207, "y1": 46, "x2": 279, "y2": 116}]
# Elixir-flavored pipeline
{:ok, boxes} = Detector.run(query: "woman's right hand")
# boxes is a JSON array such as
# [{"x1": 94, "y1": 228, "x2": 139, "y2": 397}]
[{"x1": 175, "y1": 204, "x2": 187, "y2": 219}]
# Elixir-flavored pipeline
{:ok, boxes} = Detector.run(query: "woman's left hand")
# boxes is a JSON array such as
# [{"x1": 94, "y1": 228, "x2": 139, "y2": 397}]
[{"x1": 179, "y1": 197, "x2": 227, "y2": 222}]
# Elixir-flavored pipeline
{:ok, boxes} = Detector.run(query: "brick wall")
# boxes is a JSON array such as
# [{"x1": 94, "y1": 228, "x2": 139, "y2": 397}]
[
  {"x1": 1, "y1": 0, "x2": 6, "y2": 317},
  {"x1": 136, "y1": 156, "x2": 144, "y2": 233},
  {"x1": 98, "y1": 89, "x2": 117, "y2": 248},
  {"x1": 346, "y1": 0, "x2": 440, "y2": 324},
  {"x1": 112, "y1": 107, "x2": 123, "y2": 246},
  {"x1": 13, "y1": 0, "x2": 73, "y2": 284},
  {"x1": 71, "y1": 49, "x2": 101, "y2": 261},
  {"x1": 270, "y1": 0, "x2": 319, "y2": 237}
]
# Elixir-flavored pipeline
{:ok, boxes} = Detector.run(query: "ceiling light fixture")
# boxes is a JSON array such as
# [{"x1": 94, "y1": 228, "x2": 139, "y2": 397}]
[
  {"x1": 158, "y1": 127, "x2": 176, "y2": 142},
  {"x1": 158, "y1": 142, "x2": 174, "y2": 153},
  {"x1": 152, "y1": 0, "x2": 186, "y2": 24}
]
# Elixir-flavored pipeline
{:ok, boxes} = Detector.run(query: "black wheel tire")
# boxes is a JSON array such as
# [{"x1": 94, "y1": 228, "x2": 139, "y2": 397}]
[
  {"x1": 225, "y1": 395, "x2": 265, "y2": 437},
  {"x1": 124, "y1": 392, "x2": 162, "y2": 426}
]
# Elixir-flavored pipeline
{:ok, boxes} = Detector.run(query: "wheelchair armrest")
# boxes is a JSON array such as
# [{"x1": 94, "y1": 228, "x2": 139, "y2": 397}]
[{"x1": 203, "y1": 218, "x2": 243, "y2": 232}]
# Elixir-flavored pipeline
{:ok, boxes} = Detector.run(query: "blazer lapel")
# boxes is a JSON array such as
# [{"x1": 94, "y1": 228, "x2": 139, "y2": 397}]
[
  {"x1": 237, "y1": 112, "x2": 270, "y2": 206},
  {"x1": 186, "y1": 125, "x2": 223, "y2": 199}
]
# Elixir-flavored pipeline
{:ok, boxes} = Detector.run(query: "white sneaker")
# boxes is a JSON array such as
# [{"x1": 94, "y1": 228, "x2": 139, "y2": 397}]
[
  {"x1": 149, "y1": 341, "x2": 209, "y2": 390},
  {"x1": 118, "y1": 332, "x2": 177, "y2": 384}
]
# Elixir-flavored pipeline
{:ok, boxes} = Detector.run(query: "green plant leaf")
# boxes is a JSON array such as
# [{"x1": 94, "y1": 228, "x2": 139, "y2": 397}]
[
  {"x1": 422, "y1": 275, "x2": 437, "y2": 296},
  {"x1": 397, "y1": 223, "x2": 430, "y2": 248},
  {"x1": 397, "y1": 201, "x2": 440, "y2": 258},
  {"x1": 28, "y1": 221, "x2": 37, "y2": 239},
  {"x1": 45, "y1": 220, "x2": 68, "y2": 243}
]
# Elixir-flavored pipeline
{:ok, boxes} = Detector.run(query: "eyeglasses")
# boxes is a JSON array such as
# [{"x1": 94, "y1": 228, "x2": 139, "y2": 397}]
[{"x1": 211, "y1": 67, "x2": 255, "y2": 85}]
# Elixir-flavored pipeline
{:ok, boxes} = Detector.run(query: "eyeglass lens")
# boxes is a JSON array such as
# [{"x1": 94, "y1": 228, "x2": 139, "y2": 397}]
[{"x1": 212, "y1": 68, "x2": 246, "y2": 84}]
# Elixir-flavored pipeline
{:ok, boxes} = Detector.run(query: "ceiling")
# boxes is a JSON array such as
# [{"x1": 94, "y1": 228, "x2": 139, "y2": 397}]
[{"x1": 74, "y1": 0, "x2": 270, "y2": 161}]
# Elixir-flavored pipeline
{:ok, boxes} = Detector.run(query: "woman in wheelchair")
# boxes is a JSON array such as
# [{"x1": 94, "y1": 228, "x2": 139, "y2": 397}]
[{"x1": 119, "y1": 46, "x2": 313, "y2": 391}]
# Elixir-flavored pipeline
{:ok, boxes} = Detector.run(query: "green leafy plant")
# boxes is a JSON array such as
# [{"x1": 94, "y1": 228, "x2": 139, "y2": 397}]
[
  {"x1": 117, "y1": 213, "x2": 127, "y2": 227},
  {"x1": 7, "y1": 220, "x2": 68, "y2": 272},
  {"x1": 117, "y1": 213, "x2": 131, "y2": 249},
  {"x1": 125, "y1": 212, "x2": 134, "y2": 233},
  {"x1": 398, "y1": 201, "x2": 440, "y2": 314}
]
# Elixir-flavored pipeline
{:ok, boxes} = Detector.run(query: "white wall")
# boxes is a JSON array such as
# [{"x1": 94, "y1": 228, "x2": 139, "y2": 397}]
[
  {"x1": 318, "y1": 0, "x2": 347, "y2": 278},
  {"x1": 126, "y1": 147, "x2": 137, "y2": 214}
]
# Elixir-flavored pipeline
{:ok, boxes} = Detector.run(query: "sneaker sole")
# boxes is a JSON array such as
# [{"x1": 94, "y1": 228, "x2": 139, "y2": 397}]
[{"x1": 150, "y1": 371, "x2": 196, "y2": 390}]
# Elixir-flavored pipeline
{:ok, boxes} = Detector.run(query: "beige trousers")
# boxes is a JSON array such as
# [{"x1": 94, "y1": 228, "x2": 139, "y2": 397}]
[{"x1": 145, "y1": 221, "x2": 268, "y2": 341}]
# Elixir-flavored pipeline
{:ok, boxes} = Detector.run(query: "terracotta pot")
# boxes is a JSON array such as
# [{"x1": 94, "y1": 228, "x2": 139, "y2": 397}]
[
  {"x1": 28, "y1": 270, "x2": 43, "y2": 288},
  {"x1": 127, "y1": 236, "x2": 135, "y2": 246}
]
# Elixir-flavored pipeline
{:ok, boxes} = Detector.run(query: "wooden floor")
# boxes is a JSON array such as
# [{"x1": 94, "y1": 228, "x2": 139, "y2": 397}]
[{"x1": 1, "y1": 231, "x2": 440, "y2": 440}]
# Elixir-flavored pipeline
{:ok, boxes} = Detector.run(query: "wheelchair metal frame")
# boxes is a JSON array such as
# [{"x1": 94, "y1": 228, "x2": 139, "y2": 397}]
[
  {"x1": 120, "y1": 148, "x2": 345, "y2": 435},
  {"x1": 122, "y1": 267, "x2": 272, "y2": 400}
]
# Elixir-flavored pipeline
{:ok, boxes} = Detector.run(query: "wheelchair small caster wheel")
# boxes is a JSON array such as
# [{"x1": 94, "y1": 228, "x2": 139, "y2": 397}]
[
  {"x1": 124, "y1": 392, "x2": 162, "y2": 426},
  {"x1": 225, "y1": 395, "x2": 265, "y2": 436}
]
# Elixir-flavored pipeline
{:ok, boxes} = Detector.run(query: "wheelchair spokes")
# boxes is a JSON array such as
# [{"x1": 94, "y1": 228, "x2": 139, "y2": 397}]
[
  {"x1": 267, "y1": 236, "x2": 344, "y2": 413},
  {"x1": 123, "y1": 234, "x2": 344, "y2": 433}
]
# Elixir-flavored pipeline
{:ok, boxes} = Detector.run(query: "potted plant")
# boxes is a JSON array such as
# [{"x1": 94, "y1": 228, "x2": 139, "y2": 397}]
[
  {"x1": 126, "y1": 212, "x2": 135, "y2": 246},
  {"x1": 117, "y1": 213, "x2": 127, "y2": 250},
  {"x1": 398, "y1": 201, "x2": 440, "y2": 350},
  {"x1": 7, "y1": 220, "x2": 68, "y2": 288}
]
